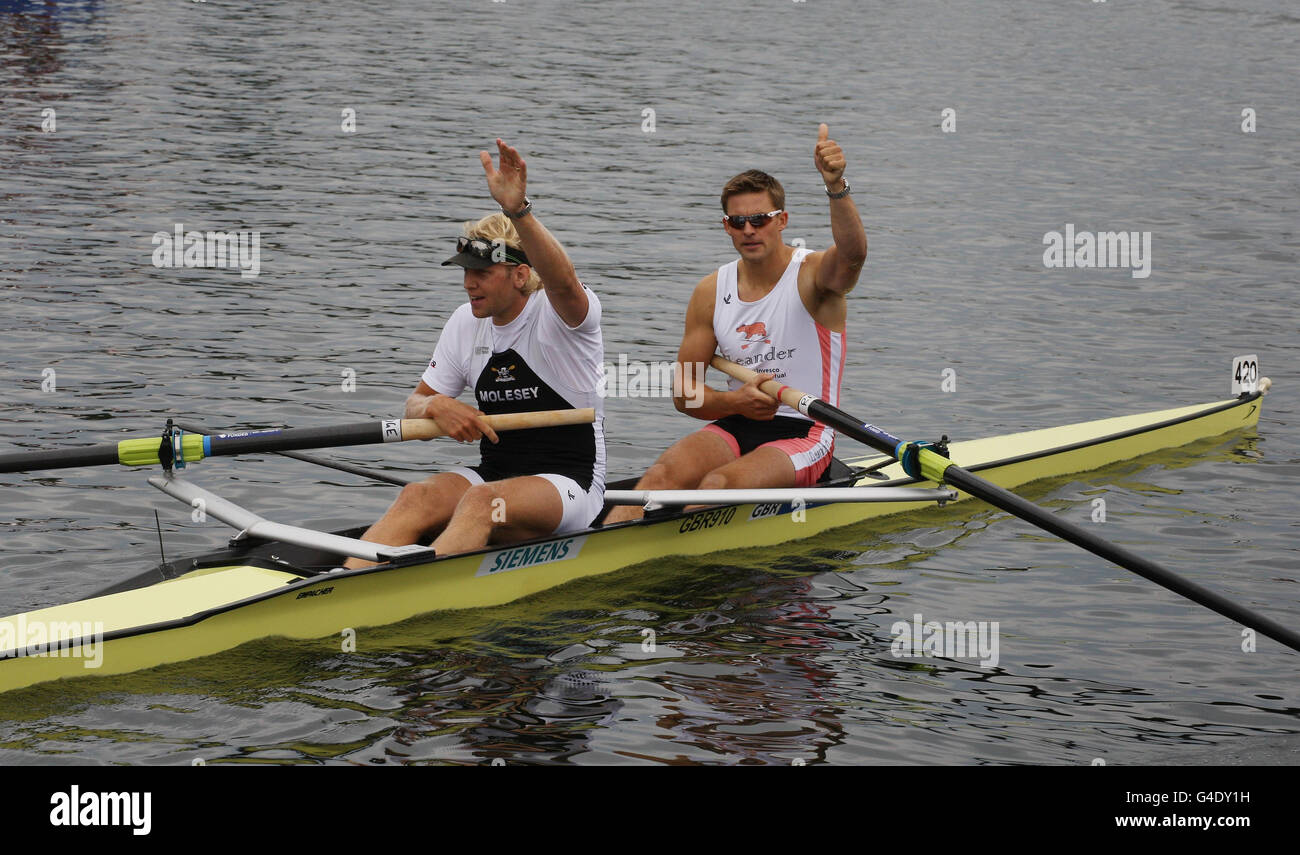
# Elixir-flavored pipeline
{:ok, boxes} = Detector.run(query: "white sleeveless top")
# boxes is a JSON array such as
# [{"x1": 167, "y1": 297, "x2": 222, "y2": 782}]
[
  {"x1": 421, "y1": 287, "x2": 606, "y2": 491},
  {"x1": 712, "y1": 247, "x2": 845, "y2": 422}
]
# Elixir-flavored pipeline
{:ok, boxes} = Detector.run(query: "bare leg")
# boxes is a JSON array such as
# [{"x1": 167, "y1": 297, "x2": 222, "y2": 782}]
[
  {"x1": 681, "y1": 446, "x2": 798, "y2": 511},
  {"x1": 604, "y1": 430, "x2": 736, "y2": 524},
  {"x1": 697, "y1": 445, "x2": 797, "y2": 490},
  {"x1": 343, "y1": 471, "x2": 472, "y2": 569},
  {"x1": 432, "y1": 475, "x2": 566, "y2": 556}
]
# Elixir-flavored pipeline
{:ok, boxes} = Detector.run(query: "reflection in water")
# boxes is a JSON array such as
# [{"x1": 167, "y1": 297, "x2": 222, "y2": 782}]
[
  {"x1": 3, "y1": 3, "x2": 65, "y2": 83},
  {"x1": 1, "y1": 1, "x2": 100, "y2": 79},
  {"x1": 344, "y1": 574, "x2": 855, "y2": 766}
]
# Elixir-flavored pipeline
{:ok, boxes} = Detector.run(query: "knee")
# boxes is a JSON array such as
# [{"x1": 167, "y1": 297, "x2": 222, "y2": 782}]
[
  {"x1": 395, "y1": 481, "x2": 436, "y2": 509},
  {"x1": 455, "y1": 483, "x2": 505, "y2": 525},
  {"x1": 638, "y1": 461, "x2": 686, "y2": 491},
  {"x1": 698, "y1": 470, "x2": 729, "y2": 491}
]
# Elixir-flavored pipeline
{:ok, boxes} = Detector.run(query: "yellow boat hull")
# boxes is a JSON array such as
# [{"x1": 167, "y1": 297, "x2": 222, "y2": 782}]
[{"x1": 0, "y1": 392, "x2": 1265, "y2": 693}]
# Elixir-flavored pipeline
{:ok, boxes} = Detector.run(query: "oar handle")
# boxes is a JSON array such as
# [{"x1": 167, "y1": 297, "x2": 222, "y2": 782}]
[
  {"x1": 711, "y1": 355, "x2": 910, "y2": 465},
  {"x1": 398, "y1": 408, "x2": 595, "y2": 440},
  {"x1": 710, "y1": 356, "x2": 810, "y2": 414}
]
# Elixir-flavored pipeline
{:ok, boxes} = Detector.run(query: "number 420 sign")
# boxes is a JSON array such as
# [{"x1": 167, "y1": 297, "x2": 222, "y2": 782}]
[{"x1": 1231, "y1": 354, "x2": 1260, "y2": 395}]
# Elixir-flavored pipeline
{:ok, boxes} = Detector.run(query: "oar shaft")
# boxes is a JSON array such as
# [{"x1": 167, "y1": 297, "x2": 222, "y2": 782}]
[
  {"x1": 207, "y1": 409, "x2": 594, "y2": 457},
  {"x1": 0, "y1": 408, "x2": 595, "y2": 474},
  {"x1": 204, "y1": 421, "x2": 403, "y2": 458},
  {"x1": 710, "y1": 356, "x2": 1300, "y2": 654},
  {"x1": 941, "y1": 466, "x2": 1300, "y2": 652},
  {"x1": 0, "y1": 443, "x2": 122, "y2": 473},
  {"x1": 172, "y1": 420, "x2": 416, "y2": 487}
]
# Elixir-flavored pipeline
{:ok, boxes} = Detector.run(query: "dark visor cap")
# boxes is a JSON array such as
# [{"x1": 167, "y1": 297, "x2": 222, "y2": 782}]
[
  {"x1": 442, "y1": 237, "x2": 530, "y2": 269},
  {"x1": 441, "y1": 251, "x2": 496, "y2": 270}
]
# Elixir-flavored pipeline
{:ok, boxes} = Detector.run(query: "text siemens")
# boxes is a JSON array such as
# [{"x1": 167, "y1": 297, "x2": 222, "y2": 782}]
[{"x1": 488, "y1": 538, "x2": 575, "y2": 573}]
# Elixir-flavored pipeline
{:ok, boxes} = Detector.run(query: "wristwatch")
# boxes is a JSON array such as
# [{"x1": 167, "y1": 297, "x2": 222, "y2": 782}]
[
  {"x1": 504, "y1": 197, "x2": 533, "y2": 219},
  {"x1": 825, "y1": 179, "x2": 851, "y2": 199}
]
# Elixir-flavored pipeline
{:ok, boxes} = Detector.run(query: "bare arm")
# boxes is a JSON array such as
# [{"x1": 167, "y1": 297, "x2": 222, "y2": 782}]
[
  {"x1": 672, "y1": 276, "x2": 778, "y2": 421},
  {"x1": 480, "y1": 139, "x2": 589, "y2": 327},
  {"x1": 811, "y1": 123, "x2": 867, "y2": 297},
  {"x1": 512, "y1": 213, "x2": 588, "y2": 326}
]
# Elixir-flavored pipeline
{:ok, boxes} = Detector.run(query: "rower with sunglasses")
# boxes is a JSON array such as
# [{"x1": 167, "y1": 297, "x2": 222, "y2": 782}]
[
  {"x1": 606, "y1": 124, "x2": 866, "y2": 523},
  {"x1": 344, "y1": 138, "x2": 604, "y2": 565}
]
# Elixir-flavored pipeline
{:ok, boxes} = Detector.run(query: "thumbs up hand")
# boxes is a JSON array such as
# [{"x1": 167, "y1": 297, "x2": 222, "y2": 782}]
[{"x1": 813, "y1": 123, "x2": 846, "y2": 187}]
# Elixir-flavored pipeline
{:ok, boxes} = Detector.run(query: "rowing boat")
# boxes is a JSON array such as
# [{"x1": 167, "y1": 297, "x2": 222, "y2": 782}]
[{"x1": 0, "y1": 386, "x2": 1269, "y2": 694}]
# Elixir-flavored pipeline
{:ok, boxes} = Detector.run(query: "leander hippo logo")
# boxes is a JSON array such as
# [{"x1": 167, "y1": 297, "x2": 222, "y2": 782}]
[{"x1": 736, "y1": 321, "x2": 772, "y2": 351}]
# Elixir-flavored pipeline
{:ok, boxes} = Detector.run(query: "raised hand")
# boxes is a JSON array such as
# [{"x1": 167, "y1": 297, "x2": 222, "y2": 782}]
[
  {"x1": 479, "y1": 138, "x2": 528, "y2": 213},
  {"x1": 813, "y1": 123, "x2": 846, "y2": 187}
]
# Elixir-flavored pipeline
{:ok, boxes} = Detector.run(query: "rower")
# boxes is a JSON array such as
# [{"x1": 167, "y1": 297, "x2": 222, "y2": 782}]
[
  {"x1": 344, "y1": 139, "x2": 605, "y2": 566},
  {"x1": 605, "y1": 123, "x2": 866, "y2": 523}
]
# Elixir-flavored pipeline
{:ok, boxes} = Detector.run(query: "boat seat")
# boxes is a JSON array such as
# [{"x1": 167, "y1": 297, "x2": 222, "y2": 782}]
[{"x1": 818, "y1": 456, "x2": 854, "y2": 484}]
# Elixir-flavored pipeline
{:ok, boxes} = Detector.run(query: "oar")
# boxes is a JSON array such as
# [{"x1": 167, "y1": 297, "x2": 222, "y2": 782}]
[
  {"x1": 711, "y1": 355, "x2": 1300, "y2": 654},
  {"x1": 0, "y1": 409, "x2": 595, "y2": 474},
  {"x1": 171, "y1": 420, "x2": 418, "y2": 486}
]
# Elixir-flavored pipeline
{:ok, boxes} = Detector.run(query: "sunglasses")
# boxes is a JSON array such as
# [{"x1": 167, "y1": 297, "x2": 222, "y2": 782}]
[
  {"x1": 722, "y1": 210, "x2": 783, "y2": 229},
  {"x1": 456, "y1": 236, "x2": 529, "y2": 265}
]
